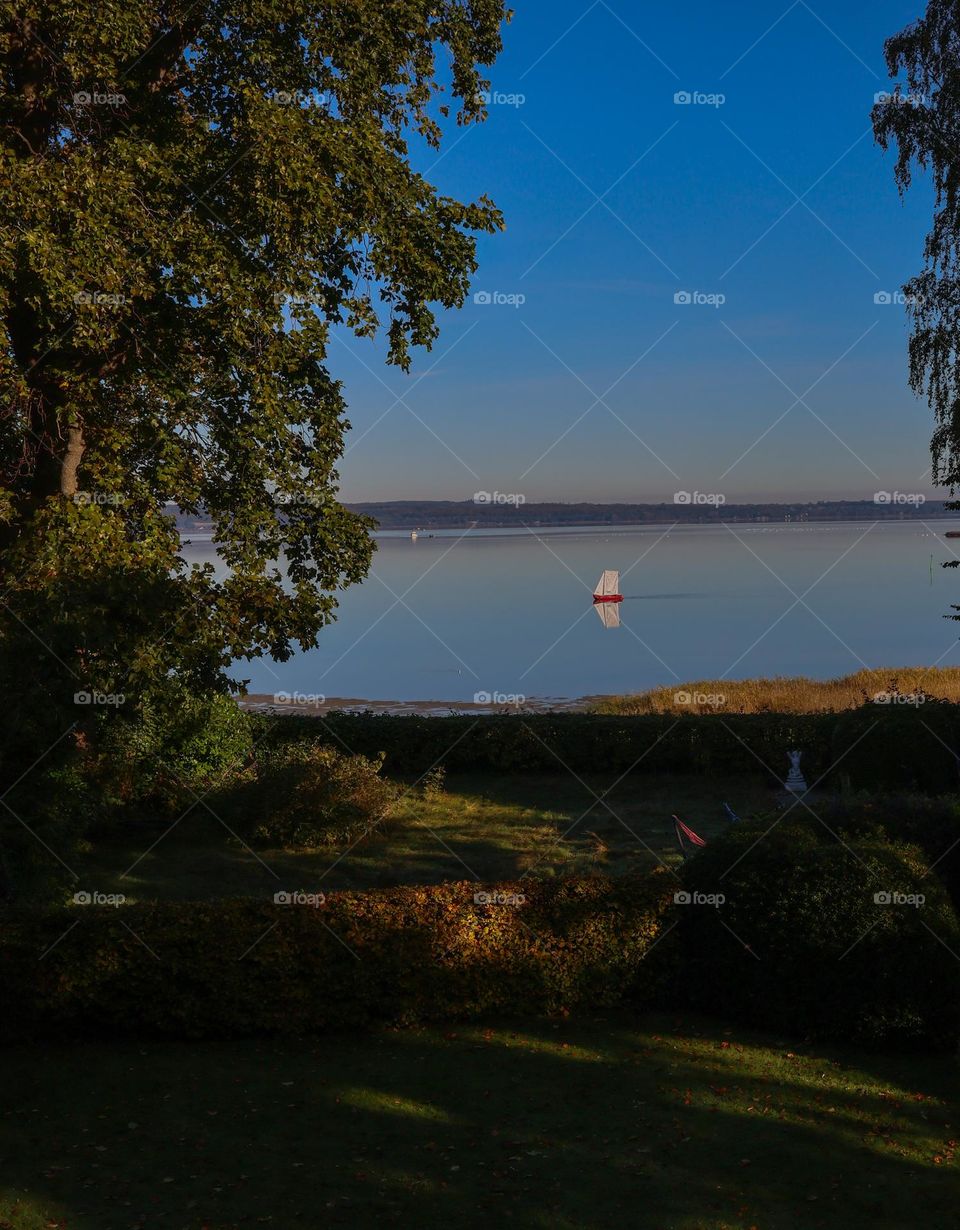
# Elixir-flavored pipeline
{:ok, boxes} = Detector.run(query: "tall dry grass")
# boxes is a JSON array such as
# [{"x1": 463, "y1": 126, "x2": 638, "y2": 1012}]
[{"x1": 592, "y1": 667, "x2": 960, "y2": 715}]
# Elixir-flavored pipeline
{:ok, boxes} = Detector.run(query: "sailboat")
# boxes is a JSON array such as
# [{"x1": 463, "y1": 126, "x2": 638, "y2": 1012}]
[{"x1": 593, "y1": 569, "x2": 623, "y2": 628}]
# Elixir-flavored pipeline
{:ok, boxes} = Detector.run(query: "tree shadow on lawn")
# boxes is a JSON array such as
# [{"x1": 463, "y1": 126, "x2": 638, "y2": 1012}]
[
  {"x1": 1, "y1": 1011, "x2": 957, "y2": 1230},
  {"x1": 76, "y1": 771, "x2": 817, "y2": 902}
]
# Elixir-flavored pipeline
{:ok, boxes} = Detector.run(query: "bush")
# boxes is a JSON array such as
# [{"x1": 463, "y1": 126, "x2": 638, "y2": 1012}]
[
  {"x1": 678, "y1": 822, "x2": 960, "y2": 1048},
  {"x1": 818, "y1": 794, "x2": 960, "y2": 913},
  {"x1": 0, "y1": 872, "x2": 676, "y2": 1040},
  {"x1": 263, "y1": 711, "x2": 836, "y2": 780},
  {"x1": 831, "y1": 699, "x2": 960, "y2": 794},
  {"x1": 227, "y1": 744, "x2": 399, "y2": 849}
]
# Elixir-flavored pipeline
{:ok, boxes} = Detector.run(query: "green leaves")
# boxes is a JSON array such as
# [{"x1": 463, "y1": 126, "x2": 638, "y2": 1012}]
[{"x1": 0, "y1": 1, "x2": 507, "y2": 744}]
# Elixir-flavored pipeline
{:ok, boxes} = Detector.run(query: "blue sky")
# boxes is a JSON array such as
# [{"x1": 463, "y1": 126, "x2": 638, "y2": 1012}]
[{"x1": 334, "y1": 0, "x2": 935, "y2": 504}]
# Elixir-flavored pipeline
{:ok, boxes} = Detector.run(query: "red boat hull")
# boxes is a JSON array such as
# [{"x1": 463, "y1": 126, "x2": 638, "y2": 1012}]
[{"x1": 593, "y1": 594, "x2": 623, "y2": 603}]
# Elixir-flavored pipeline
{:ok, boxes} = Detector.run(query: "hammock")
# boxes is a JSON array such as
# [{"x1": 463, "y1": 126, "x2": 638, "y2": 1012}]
[{"x1": 673, "y1": 814, "x2": 707, "y2": 859}]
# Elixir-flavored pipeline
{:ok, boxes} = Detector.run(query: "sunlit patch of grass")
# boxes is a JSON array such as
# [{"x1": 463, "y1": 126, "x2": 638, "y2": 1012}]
[
  {"x1": 1, "y1": 1012, "x2": 956, "y2": 1229},
  {"x1": 593, "y1": 666, "x2": 960, "y2": 714},
  {"x1": 77, "y1": 773, "x2": 776, "y2": 901}
]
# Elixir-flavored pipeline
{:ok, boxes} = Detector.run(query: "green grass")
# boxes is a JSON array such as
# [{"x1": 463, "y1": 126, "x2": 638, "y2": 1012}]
[
  {"x1": 1, "y1": 1012, "x2": 957, "y2": 1229},
  {"x1": 76, "y1": 772, "x2": 778, "y2": 901}
]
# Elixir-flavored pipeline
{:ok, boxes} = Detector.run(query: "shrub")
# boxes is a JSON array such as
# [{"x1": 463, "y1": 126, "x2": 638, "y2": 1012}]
[
  {"x1": 233, "y1": 744, "x2": 398, "y2": 849},
  {"x1": 831, "y1": 699, "x2": 960, "y2": 794},
  {"x1": 678, "y1": 822, "x2": 960, "y2": 1048},
  {"x1": 0, "y1": 872, "x2": 676, "y2": 1040},
  {"x1": 263, "y1": 711, "x2": 836, "y2": 780},
  {"x1": 817, "y1": 794, "x2": 960, "y2": 913}
]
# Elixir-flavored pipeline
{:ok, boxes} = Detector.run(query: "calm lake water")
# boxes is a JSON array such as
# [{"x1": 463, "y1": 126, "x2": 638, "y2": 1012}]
[{"x1": 182, "y1": 520, "x2": 960, "y2": 702}]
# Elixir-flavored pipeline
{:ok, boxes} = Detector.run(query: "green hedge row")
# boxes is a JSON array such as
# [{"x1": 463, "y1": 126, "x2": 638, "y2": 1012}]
[
  {"x1": 260, "y1": 704, "x2": 960, "y2": 793},
  {"x1": 0, "y1": 873, "x2": 676, "y2": 1041}
]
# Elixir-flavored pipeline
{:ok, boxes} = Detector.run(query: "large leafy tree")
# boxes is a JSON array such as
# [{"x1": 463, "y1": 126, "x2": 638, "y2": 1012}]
[
  {"x1": 0, "y1": 2, "x2": 506, "y2": 766},
  {"x1": 873, "y1": 2, "x2": 960, "y2": 490}
]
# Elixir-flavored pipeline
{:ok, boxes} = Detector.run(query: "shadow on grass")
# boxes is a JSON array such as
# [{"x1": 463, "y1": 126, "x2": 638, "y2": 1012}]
[
  {"x1": 75, "y1": 773, "x2": 778, "y2": 902},
  {"x1": 1, "y1": 1011, "x2": 957, "y2": 1230}
]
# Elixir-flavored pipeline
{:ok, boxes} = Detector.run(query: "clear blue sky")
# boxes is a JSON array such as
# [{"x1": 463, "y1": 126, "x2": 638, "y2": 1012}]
[{"x1": 334, "y1": 0, "x2": 935, "y2": 505}]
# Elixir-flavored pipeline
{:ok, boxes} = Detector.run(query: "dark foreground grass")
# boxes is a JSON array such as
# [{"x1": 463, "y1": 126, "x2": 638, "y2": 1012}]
[
  {"x1": 1, "y1": 1012, "x2": 957, "y2": 1230},
  {"x1": 77, "y1": 773, "x2": 777, "y2": 901}
]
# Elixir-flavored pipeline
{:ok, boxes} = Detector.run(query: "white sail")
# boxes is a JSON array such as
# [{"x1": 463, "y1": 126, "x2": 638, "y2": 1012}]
[
  {"x1": 594, "y1": 601, "x2": 621, "y2": 629},
  {"x1": 594, "y1": 569, "x2": 620, "y2": 597}
]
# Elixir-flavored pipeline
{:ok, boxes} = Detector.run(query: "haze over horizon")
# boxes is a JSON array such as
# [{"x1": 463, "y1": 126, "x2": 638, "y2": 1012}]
[{"x1": 331, "y1": 0, "x2": 939, "y2": 506}]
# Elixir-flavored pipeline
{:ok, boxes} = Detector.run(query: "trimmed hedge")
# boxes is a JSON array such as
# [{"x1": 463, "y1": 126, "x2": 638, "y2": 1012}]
[
  {"x1": 0, "y1": 872, "x2": 676, "y2": 1040},
  {"x1": 678, "y1": 823, "x2": 960, "y2": 1048},
  {"x1": 260, "y1": 711, "x2": 835, "y2": 780},
  {"x1": 258, "y1": 705, "x2": 960, "y2": 793}
]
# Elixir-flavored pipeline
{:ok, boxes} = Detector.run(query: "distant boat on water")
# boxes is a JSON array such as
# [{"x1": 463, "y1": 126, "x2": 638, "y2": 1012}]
[
  {"x1": 946, "y1": 531, "x2": 960, "y2": 539},
  {"x1": 593, "y1": 570, "x2": 622, "y2": 628}
]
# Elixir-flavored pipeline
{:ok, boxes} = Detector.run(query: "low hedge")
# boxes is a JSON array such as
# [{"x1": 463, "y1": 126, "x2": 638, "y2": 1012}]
[
  {"x1": 678, "y1": 823, "x2": 960, "y2": 1048},
  {"x1": 259, "y1": 711, "x2": 836, "y2": 780},
  {"x1": 257, "y1": 706, "x2": 960, "y2": 793},
  {"x1": 0, "y1": 872, "x2": 676, "y2": 1040}
]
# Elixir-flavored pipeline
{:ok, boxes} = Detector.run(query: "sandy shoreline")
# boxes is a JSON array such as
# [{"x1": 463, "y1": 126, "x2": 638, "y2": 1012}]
[{"x1": 239, "y1": 693, "x2": 590, "y2": 717}]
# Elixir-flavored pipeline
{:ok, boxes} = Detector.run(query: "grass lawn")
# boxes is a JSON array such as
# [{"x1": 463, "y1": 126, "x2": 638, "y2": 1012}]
[
  {"x1": 76, "y1": 772, "x2": 778, "y2": 900},
  {"x1": 1, "y1": 1011, "x2": 957, "y2": 1229}
]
